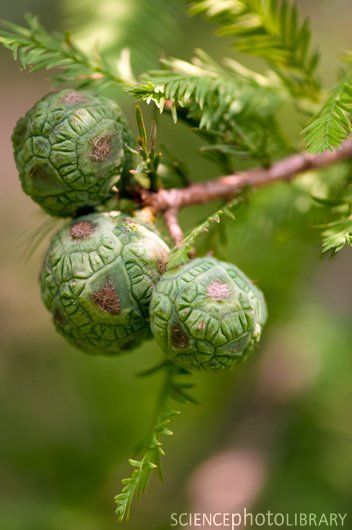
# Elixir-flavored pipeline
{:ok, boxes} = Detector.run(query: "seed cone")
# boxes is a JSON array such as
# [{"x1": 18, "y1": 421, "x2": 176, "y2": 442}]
[
  {"x1": 12, "y1": 89, "x2": 133, "y2": 216},
  {"x1": 40, "y1": 212, "x2": 170, "y2": 355},
  {"x1": 150, "y1": 257, "x2": 267, "y2": 370}
]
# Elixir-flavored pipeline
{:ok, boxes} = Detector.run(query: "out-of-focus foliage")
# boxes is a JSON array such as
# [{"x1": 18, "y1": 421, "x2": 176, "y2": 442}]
[
  {"x1": 190, "y1": 0, "x2": 320, "y2": 98},
  {"x1": 312, "y1": 170, "x2": 352, "y2": 253},
  {"x1": 320, "y1": 218, "x2": 352, "y2": 254},
  {"x1": 0, "y1": 14, "x2": 129, "y2": 87},
  {"x1": 63, "y1": 0, "x2": 184, "y2": 72}
]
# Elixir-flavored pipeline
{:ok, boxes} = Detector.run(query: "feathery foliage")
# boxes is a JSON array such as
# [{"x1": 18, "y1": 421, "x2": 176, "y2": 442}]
[
  {"x1": 190, "y1": 0, "x2": 320, "y2": 98},
  {"x1": 132, "y1": 50, "x2": 282, "y2": 124},
  {"x1": 303, "y1": 73, "x2": 352, "y2": 153},
  {"x1": 321, "y1": 218, "x2": 352, "y2": 254},
  {"x1": 0, "y1": 14, "x2": 131, "y2": 87},
  {"x1": 132, "y1": 50, "x2": 289, "y2": 163},
  {"x1": 167, "y1": 198, "x2": 243, "y2": 270},
  {"x1": 115, "y1": 362, "x2": 196, "y2": 521},
  {"x1": 313, "y1": 174, "x2": 352, "y2": 253},
  {"x1": 115, "y1": 409, "x2": 179, "y2": 521},
  {"x1": 167, "y1": 211, "x2": 222, "y2": 270}
]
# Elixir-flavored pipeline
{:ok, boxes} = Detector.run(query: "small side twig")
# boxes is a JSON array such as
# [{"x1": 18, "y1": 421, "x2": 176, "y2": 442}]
[{"x1": 164, "y1": 208, "x2": 184, "y2": 247}]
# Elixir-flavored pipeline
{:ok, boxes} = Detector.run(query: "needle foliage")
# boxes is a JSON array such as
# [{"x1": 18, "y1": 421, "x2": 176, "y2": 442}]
[{"x1": 1, "y1": 1, "x2": 352, "y2": 523}]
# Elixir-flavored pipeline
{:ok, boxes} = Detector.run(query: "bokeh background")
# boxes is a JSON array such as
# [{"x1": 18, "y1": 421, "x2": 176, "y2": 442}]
[{"x1": 0, "y1": 1, "x2": 351, "y2": 529}]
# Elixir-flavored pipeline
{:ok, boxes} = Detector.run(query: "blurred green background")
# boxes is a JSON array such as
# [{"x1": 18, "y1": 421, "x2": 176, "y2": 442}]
[{"x1": 0, "y1": 1, "x2": 351, "y2": 529}]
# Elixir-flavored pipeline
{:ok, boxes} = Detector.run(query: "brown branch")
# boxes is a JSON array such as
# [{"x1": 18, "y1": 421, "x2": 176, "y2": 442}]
[
  {"x1": 163, "y1": 208, "x2": 184, "y2": 246},
  {"x1": 142, "y1": 140, "x2": 352, "y2": 211}
]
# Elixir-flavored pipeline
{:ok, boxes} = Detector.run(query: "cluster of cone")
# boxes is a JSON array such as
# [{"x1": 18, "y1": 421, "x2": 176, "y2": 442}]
[{"x1": 13, "y1": 89, "x2": 267, "y2": 370}]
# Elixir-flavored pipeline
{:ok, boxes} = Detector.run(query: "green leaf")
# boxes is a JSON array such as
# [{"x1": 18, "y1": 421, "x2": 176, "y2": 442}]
[
  {"x1": 114, "y1": 362, "x2": 194, "y2": 522},
  {"x1": 131, "y1": 49, "x2": 288, "y2": 164},
  {"x1": 321, "y1": 217, "x2": 352, "y2": 254},
  {"x1": 303, "y1": 73, "x2": 352, "y2": 153},
  {"x1": 0, "y1": 14, "x2": 131, "y2": 87},
  {"x1": 115, "y1": 409, "x2": 180, "y2": 521},
  {"x1": 189, "y1": 0, "x2": 320, "y2": 98},
  {"x1": 132, "y1": 49, "x2": 282, "y2": 124}
]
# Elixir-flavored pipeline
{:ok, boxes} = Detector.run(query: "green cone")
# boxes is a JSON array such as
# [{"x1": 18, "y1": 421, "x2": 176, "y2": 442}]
[
  {"x1": 40, "y1": 212, "x2": 170, "y2": 355},
  {"x1": 12, "y1": 89, "x2": 133, "y2": 216},
  {"x1": 150, "y1": 257, "x2": 267, "y2": 370}
]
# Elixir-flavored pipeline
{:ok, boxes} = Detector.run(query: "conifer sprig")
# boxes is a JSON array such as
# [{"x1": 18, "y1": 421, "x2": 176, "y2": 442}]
[
  {"x1": 132, "y1": 50, "x2": 288, "y2": 163},
  {"x1": 321, "y1": 217, "x2": 352, "y2": 253},
  {"x1": 303, "y1": 71, "x2": 352, "y2": 153},
  {"x1": 132, "y1": 49, "x2": 282, "y2": 126},
  {"x1": 190, "y1": 0, "x2": 320, "y2": 98},
  {"x1": 114, "y1": 409, "x2": 179, "y2": 521},
  {"x1": 167, "y1": 197, "x2": 243, "y2": 270},
  {"x1": 114, "y1": 362, "x2": 196, "y2": 522},
  {"x1": 312, "y1": 177, "x2": 352, "y2": 253},
  {"x1": 0, "y1": 14, "x2": 131, "y2": 87}
]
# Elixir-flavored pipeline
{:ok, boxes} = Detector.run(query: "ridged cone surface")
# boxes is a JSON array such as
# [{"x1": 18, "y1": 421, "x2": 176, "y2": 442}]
[
  {"x1": 150, "y1": 257, "x2": 267, "y2": 370},
  {"x1": 12, "y1": 89, "x2": 133, "y2": 216},
  {"x1": 40, "y1": 213, "x2": 170, "y2": 355}
]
